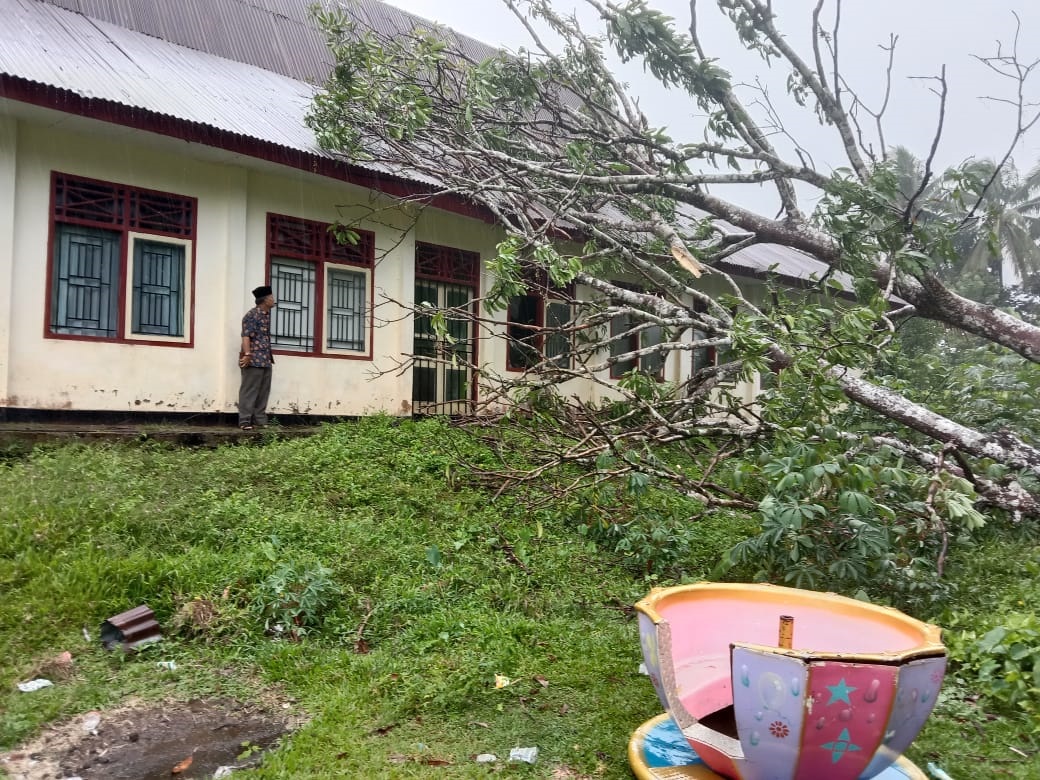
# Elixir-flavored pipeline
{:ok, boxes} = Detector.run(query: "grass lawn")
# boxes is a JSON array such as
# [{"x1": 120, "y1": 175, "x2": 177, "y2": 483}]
[{"x1": 1, "y1": 416, "x2": 1037, "y2": 778}]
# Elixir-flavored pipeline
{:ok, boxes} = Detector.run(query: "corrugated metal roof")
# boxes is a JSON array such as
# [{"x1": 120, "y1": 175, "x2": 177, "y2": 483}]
[
  {"x1": 0, "y1": 0, "x2": 445, "y2": 185},
  {"x1": 672, "y1": 203, "x2": 858, "y2": 292},
  {"x1": 0, "y1": 0, "x2": 486, "y2": 188},
  {"x1": 38, "y1": 0, "x2": 331, "y2": 82},
  {"x1": 32, "y1": 0, "x2": 500, "y2": 84},
  {"x1": 723, "y1": 243, "x2": 859, "y2": 294},
  {"x1": 1, "y1": 0, "x2": 310, "y2": 141}
]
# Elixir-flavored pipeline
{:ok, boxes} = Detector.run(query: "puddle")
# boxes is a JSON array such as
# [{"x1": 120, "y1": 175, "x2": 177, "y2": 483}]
[{"x1": 1, "y1": 698, "x2": 294, "y2": 779}]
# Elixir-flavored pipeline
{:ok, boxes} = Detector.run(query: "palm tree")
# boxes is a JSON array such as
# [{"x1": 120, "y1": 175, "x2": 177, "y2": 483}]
[
  {"x1": 955, "y1": 159, "x2": 1040, "y2": 288},
  {"x1": 886, "y1": 149, "x2": 1040, "y2": 289}
]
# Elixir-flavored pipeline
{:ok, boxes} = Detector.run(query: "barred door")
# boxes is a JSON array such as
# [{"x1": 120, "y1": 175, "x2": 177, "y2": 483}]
[{"x1": 412, "y1": 244, "x2": 479, "y2": 415}]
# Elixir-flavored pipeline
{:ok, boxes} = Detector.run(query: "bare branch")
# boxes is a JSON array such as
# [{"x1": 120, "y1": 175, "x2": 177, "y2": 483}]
[
  {"x1": 730, "y1": 0, "x2": 871, "y2": 180},
  {"x1": 903, "y1": 67, "x2": 948, "y2": 226},
  {"x1": 962, "y1": 11, "x2": 1040, "y2": 225}
]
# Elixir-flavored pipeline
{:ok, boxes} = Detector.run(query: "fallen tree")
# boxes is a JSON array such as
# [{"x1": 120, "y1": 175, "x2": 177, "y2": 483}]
[{"x1": 307, "y1": 0, "x2": 1040, "y2": 596}]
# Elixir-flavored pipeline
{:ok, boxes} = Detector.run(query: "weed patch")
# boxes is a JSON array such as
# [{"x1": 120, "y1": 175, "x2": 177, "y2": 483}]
[{"x1": 1, "y1": 417, "x2": 1037, "y2": 777}]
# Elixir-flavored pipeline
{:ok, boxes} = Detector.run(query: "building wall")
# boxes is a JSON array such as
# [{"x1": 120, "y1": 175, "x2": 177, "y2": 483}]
[
  {"x1": 3, "y1": 116, "x2": 455, "y2": 418},
  {"x1": 3, "y1": 110, "x2": 761, "y2": 420},
  {"x1": 0, "y1": 116, "x2": 15, "y2": 408}
]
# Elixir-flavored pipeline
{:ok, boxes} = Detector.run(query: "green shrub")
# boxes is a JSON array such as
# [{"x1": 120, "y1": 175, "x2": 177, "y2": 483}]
[
  {"x1": 725, "y1": 438, "x2": 982, "y2": 609},
  {"x1": 252, "y1": 556, "x2": 341, "y2": 641},
  {"x1": 946, "y1": 611, "x2": 1040, "y2": 731}
]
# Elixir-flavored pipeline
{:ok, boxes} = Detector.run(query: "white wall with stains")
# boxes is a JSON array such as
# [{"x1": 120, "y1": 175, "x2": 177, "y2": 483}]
[
  {"x1": 1, "y1": 106, "x2": 763, "y2": 420},
  {"x1": 1, "y1": 111, "x2": 438, "y2": 417},
  {"x1": 0, "y1": 115, "x2": 15, "y2": 409}
]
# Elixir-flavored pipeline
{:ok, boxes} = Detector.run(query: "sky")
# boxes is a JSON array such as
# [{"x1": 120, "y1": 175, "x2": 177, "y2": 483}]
[{"x1": 381, "y1": 0, "x2": 1040, "y2": 212}]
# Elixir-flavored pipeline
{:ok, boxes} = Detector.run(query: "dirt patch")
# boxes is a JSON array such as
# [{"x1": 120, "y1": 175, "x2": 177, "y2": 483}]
[{"x1": 0, "y1": 699, "x2": 294, "y2": 779}]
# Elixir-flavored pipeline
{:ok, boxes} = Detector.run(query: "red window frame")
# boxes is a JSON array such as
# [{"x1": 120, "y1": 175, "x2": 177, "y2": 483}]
[
  {"x1": 265, "y1": 213, "x2": 376, "y2": 360},
  {"x1": 506, "y1": 293, "x2": 544, "y2": 372},
  {"x1": 505, "y1": 268, "x2": 575, "y2": 373},
  {"x1": 44, "y1": 171, "x2": 197, "y2": 347},
  {"x1": 413, "y1": 242, "x2": 481, "y2": 411},
  {"x1": 608, "y1": 281, "x2": 666, "y2": 381}
]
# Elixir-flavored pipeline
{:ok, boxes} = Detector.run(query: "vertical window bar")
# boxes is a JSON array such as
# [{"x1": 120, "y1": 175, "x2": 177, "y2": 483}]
[
  {"x1": 692, "y1": 299, "x2": 716, "y2": 374},
  {"x1": 545, "y1": 301, "x2": 572, "y2": 368},
  {"x1": 411, "y1": 279, "x2": 475, "y2": 414},
  {"x1": 412, "y1": 281, "x2": 439, "y2": 404},
  {"x1": 326, "y1": 268, "x2": 366, "y2": 351},
  {"x1": 507, "y1": 294, "x2": 542, "y2": 370},
  {"x1": 609, "y1": 313, "x2": 638, "y2": 378},
  {"x1": 640, "y1": 324, "x2": 665, "y2": 378},
  {"x1": 444, "y1": 284, "x2": 472, "y2": 407}
]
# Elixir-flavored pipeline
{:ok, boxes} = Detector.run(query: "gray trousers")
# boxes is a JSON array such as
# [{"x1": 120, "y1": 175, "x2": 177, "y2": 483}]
[{"x1": 238, "y1": 366, "x2": 272, "y2": 426}]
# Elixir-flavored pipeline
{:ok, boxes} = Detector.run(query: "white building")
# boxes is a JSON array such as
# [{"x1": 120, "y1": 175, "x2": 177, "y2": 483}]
[{"x1": 0, "y1": 0, "x2": 842, "y2": 422}]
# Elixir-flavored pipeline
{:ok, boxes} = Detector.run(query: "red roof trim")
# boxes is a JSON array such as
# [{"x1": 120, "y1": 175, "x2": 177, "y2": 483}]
[{"x1": 0, "y1": 74, "x2": 495, "y2": 224}]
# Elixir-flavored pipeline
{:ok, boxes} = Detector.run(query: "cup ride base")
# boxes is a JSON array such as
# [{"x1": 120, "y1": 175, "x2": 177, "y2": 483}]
[{"x1": 629, "y1": 713, "x2": 928, "y2": 780}]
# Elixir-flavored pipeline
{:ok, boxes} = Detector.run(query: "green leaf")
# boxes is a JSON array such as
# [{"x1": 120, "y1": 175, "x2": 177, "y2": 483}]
[
  {"x1": 838, "y1": 491, "x2": 873, "y2": 515},
  {"x1": 426, "y1": 545, "x2": 443, "y2": 568}
]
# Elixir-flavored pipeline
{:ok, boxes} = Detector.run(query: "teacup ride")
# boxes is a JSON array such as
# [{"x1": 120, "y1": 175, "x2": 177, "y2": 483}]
[{"x1": 631, "y1": 583, "x2": 945, "y2": 780}]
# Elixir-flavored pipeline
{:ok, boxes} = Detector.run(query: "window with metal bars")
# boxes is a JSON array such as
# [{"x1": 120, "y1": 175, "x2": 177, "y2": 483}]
[
  {"x1": 132, "y1": 240, "x2": 185, "y2": 336},
  {"x1": 506, "y1": 293, "x2": 542, "y2": 371},
  {"x1": 48, "y1": 173, "x2": 195, "y2": 343},
  {"x1": 608, "y1": 283, "x2": 666, "y2": 380},
  {"x1": 412, "y1": 243, "x2": 478, "y2": 414},
  {"x1": 692, "y1": 299, "x2": 718, "y2": 375},
  {"x1": 544, "y1": 300, "x2": 573, "y2": 368},
  {"x1": 503, "y1": 264, "x2": 575, "y2": 372},
  {"x1": 267, "y1": 214, "x2": 374, "y2": 356},
  {"x1": 505, "y1": 294, "x2": 574, "y2": 372}
]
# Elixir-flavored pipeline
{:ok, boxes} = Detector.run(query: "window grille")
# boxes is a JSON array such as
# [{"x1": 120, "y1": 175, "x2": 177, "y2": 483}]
[
  {"x1": 507, "y1": 294, "x2": 542, "y2": 371},
  {"x1": 610, "y1": 315, "x2": 666, "y2": 379},
  {"x1": 505, "y1": 292, "x2": 574, "y2": 372},
  {"x1": 692, "y1": 299, "x2": 717, "y2": 373},
  {"x1": 50, "y1": 225, "x2": 119, "y2": 337},
  {"x1": 609, "y1": 283, "x2": 665, "y2": 380},
  {"x1": 545, "y1": 301, "x2": 573, "y2": 368},
  {"x1": 132, "y1": 240, "x2": 185, "y2": 336},
  {"x1": 53, "y1": 173, "x2": 194, "y2": 236},
  {"x1": 270, "y1": 259, "x2": 316, "y2": 351},
  {"x1": 415, "y1": 242, "x2": 479, "y2": 284},
  {"x1": 265, "y1": 214, "x2": 375, "y2": 356},
  {"x1": 412, "y1": 277, "x2": 476, "y2": 414},
  {"x1": 642, "y1": 324, "x2": 665, "y2": 377},
  {"x1": 268, "y1": 214, "x2": 373, "y2": 266},
  {"x1": 130, "y1": 190, "x2": 194, "y2": 236},
  {"x1": 610, "y1": 312, "x2": 638, "y2": 377},
  {"x1": 49, "y1": 173, "x2": 195, "y2": 343},
  {"x1": 326, "y1": 268, "x2": 366, "y2": 351}
]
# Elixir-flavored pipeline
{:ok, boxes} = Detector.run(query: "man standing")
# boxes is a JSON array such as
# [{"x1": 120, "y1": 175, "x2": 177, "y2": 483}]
[{"x1": 238, "y1": 285, "x2": 276, "y2": 430}]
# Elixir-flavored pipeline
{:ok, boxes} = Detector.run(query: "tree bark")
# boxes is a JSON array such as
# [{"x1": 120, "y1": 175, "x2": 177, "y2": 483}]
[
  {"x1": 828, "y1": 366, "x2": 1040, "y2": 478},
  {"x1": 890, "y1": 271, "x2": 1040, "y2": 363}
]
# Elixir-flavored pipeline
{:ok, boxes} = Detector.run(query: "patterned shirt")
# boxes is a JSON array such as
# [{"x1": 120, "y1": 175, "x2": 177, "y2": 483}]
[{"x1": 241, "y1": 306, "x2": 274, "y2": 367}]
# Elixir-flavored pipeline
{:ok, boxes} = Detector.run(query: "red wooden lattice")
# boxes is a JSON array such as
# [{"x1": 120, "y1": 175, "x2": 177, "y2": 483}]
[
  {"x1": 415, "y1": 242, "x2": 479, "y2": 285},
  {"x1": 130, "y1": 190, "x2": 194, "y2": 236},
  {"x1": 268, "y1": 214, "x2": 374, "y2": 266},
  {"x1": 53, "y1": 173, "x2": 194, "y2": 237}
]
